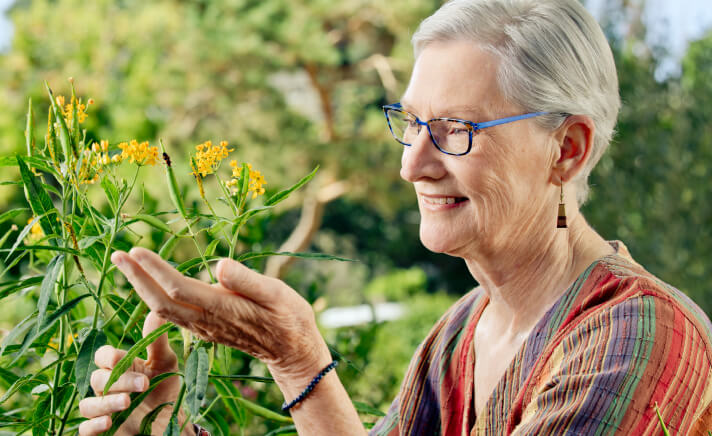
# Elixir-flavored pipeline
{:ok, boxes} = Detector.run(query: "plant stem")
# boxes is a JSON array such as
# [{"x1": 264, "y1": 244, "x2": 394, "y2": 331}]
[{"x1": 57, "y1": 387, "x2": 78, "y2": 435}]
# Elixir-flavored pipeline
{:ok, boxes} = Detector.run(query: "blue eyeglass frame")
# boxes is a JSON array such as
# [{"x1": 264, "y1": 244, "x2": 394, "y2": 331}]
[{"x1": 382, "y1": 102, "x2": 550, "y2": 156}]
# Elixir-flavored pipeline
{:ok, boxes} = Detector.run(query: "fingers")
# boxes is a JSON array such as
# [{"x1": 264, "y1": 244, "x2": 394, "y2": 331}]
[
  {"x1": 90, "y1": 369, "x2": 148, "y2": 395},
  {"x1": 144, "y1": 311, "x2": 177, "y2": 367},
  {"x1": 111, "y1": 250, "x2": 198, "y2": 322},
  {"x1": 94, "y1": 344, "x2": 128, "y2": 370},
  {"x1": 216, "y1": 257, "x2": 282, "y2": 306},
  {"x1": 78, "y1": 416, "x2": 112, "y2": 435},
  {"x1": 127, "y1": 247, "x2": 233, "y2": 310},
  {"x1": 79, "y1": 393, "x2": 130, "y2": 418}
]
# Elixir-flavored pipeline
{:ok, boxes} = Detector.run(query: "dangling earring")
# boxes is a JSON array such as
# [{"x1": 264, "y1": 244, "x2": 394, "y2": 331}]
[{"x1": 557, "y1": 181, "x2": 567, "y2": 228}]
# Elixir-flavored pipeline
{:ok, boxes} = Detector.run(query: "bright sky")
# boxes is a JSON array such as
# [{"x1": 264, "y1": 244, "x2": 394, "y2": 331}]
[{"x1": 0, "y1": 0, "x2": 711, "y2": 78}]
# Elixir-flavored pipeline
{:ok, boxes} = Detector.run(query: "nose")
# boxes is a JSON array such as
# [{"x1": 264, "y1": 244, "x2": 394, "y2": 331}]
[{"x1": 400, "y1": 128, "x2": 446, "y2": 183}]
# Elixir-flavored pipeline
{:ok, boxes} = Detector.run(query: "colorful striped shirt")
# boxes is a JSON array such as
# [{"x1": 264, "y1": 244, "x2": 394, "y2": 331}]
[{"x1": 370, "y1": 243, "x2": 712, "y2": 435}]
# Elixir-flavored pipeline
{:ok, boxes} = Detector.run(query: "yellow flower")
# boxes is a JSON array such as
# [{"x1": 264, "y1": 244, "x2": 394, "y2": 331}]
[
  {"x1": 118, "y1": 140, "x2": 159, "y2": 166},
  {"x1": 192, "y1": 140, "x2": 234, "y2": 177},
  {"x1": 226, "y1": 160, "x2": 267, "y2": 199},
  {"x1": 25, "y1": 217, "x2": 44, "y2": 244},
  {"x1": 55, "y1": 95, "x2": 89, "y2": 124},
  {"x1": 79, "y1": 140, "x2": 118, "y2": 184}
]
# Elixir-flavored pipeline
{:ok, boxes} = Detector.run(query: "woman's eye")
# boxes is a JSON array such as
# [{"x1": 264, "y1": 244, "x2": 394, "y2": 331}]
[{"x1": 407, "y1": 120, "x2": 419, "y2": 128}]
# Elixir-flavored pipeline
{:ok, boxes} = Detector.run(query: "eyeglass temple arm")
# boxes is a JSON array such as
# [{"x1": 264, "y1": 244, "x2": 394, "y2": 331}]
[{"x1": 471, "y1": 112, "x2": 549, "y2": 130}]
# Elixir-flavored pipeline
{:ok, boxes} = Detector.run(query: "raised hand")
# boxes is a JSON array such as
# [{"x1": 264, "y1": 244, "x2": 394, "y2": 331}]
[
  {"x1": 78, "y1": 311, "x2": 189, "y2": 436},
  {"x1": 110, "y1": 247, "x2": 332, "y2": 380}
]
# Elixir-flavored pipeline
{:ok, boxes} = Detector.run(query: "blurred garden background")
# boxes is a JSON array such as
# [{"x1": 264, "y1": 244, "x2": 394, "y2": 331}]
[{"x1": 0, "y1": 0, "x2": 711, "y2": 434}]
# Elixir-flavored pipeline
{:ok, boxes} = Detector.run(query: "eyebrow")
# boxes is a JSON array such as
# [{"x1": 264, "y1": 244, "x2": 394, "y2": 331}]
[{"x1": 399, "y1": 101, "x2": 487, "y2": 121}]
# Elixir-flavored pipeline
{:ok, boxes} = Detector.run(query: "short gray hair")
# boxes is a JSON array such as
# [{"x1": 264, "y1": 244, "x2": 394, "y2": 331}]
[{"x1": 412, "y1": 0, "x2": 620, "y2": 205}]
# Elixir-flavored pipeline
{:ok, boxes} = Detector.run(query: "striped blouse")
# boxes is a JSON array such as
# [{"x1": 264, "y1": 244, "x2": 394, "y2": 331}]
[{"x1": 370, "y1": 243, "x2": 712, "y2": 435}]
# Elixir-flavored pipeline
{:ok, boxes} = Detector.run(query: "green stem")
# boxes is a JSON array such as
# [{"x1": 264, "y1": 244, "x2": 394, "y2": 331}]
[{"x1": 57, "y1": 387, "x2": 78, "y2": 435}]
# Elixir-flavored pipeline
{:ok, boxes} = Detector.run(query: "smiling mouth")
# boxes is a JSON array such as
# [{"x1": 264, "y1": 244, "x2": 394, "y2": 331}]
[{"x1": 420, "y1": 196, "x2": 468, "y2": 205}]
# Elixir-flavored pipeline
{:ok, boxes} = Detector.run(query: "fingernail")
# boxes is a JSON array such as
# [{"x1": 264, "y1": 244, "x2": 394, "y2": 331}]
[
  {"x1": 113, "y1": 395, "x2": 127, "y2": 409},
  {"x1": 111, "y1": 252, "x2": 124, "y2": 266},
  {"x1": 101, "y1": 416, "x2": 111, "y2": 430},
  {"x1": 135, "y1": 377, "x2": 145, "y2": 391}
]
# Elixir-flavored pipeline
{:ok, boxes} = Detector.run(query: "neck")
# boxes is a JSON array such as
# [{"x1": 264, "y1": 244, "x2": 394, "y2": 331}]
[{"x1": 463, "y1": 209, "x2": 614, "y2": 339}]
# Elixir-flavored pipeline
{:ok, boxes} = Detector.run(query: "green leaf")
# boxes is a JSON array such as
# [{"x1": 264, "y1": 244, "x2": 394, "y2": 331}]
[
  {"x1": 184, "y1": 347, "x2": 209, "y2": 417},
  {"x1": 131, "y1": 213, "x2": 173, "y2": 234},
  {"x1": 103, "y1": 322, "x2": 174, "y2": 395},
  {"x1": 164, "y1": 380, "x2": 186, "y2": 436},
  {"x1": 211, "y1": 377, "x2": 246, "y2": 427},
  {"x1": 352, "y1": 400, "x2": 386, "y2": 417},
  {"x1": 236, "y1": 251, "x2": 354, "y2": 263},
  {"x1": 32, "y1": 391, "x2": 52, "y2": 436},
  {"x1": 4, "y1": 213, "x2": 44, "y2": 262},
  {"x1": 74, "y1": 329, "x2": 107, "y2": 398},
  {"x1": 234, "y1": 397, "x2": 293, "y2": 423},
  {"x1": 176, "y1": 256, "x2": 221, "y2": 274},
  {"x1": 0, "y1": 208, "x2": 27, "y2": 226},
  {"x1": 0, "y1": 374, "x2": 45, "y2": 404},
  {"x1": 163, "y1": 412, "x2": 180, "y2": 436},
  {"x1": 204, "y1": 239, "x2": 220, "y2": 257},
  {"x1": 101, "y1": 176, "x2": 120, "y2": 211},
  {"x1": 0, "y1": 275, "x2": 43, "y2": 301},
  {"x1": 79, "y1": 234, "x2": 104, "y2": 249},
  {"x1": 0, "y1": 244, "x2": 80, "y2": 257},
  {"x1": 138, "y1": 402, "x2": 173, "y2": 435},
  {"x1": 205, "y1": 410, "x2": 230, "y2": 436},
  {"x1": 0, "y1": 311, "x2": 37, "y2": 358},
  {"x1": 37, "y1": 254, "x2": 65, "y2": 328},
  {"x1": 0, "y1": 154, "x2": 16, "y2": 166},
  {"x1": 16, "y1": 155, "x2": 59, "y2": 237},
  {"x1": 654, "y1": 402, "x2": 671, "y2": 436},
  {"x1": 0, "y1": 366, "x2": 19, "y2": 389},
  {"x1": 100, "y1": 372, "x2": 179, "y2": 436},
  {"x1": 8, "y1": 294, "x2": 91, "y2": 365},
  {"x1": 24, "y1": 155, "x2": 61, "y2": 178},
  {"x1": 25, "y1": 97, "x2": 34, "y2": 156},
  {"x1": 46, "y1": 82, "x2": 74, "y2": 158},
  {"x1": 264, "y1": 165, "x2": 318, "y2": 207},
  {"x1": 207, "y1": 374, "x2": 274, "y2": 383},
  {"x1": 264, "y1": 425, "x2": 298, "y2": 436}
]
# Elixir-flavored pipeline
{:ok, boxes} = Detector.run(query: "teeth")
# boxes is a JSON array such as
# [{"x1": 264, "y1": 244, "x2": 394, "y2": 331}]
[{"x1": 422, "y1": 196, "x2": 459, "y2": 205}]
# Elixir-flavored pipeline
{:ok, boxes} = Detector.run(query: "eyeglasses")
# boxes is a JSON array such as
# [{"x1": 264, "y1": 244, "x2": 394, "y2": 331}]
[{"x1": 382, "y1": 103, "x2": 550, "y2": 156}]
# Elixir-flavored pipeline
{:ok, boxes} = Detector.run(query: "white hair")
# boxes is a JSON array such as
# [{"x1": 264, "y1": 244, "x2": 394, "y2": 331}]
[{"x1": 412, "y1": 0, "x2": 620, "y2": 205}]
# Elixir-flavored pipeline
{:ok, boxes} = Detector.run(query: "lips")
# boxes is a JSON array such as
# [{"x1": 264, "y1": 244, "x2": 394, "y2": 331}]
[{"x1": 420, "y1": 196, "x2": 466, "y2": 205}]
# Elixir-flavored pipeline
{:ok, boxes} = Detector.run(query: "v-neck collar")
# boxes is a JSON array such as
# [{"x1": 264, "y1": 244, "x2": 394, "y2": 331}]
[{"x1": 464, "y1": 245, "x2": 631, "y2": 433}]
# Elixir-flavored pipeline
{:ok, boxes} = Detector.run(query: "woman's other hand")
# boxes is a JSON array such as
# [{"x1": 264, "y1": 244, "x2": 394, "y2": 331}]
[
  {"x1": 78, "y1": 311, "x2": 189, "y2": 436},
  {"x1": 111, "y1": 247, "x2": 331, "y2": 382}
]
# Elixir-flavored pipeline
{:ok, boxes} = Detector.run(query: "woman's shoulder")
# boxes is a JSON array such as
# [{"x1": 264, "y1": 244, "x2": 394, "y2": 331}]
[{"x1": 574, "y1": 246, "x2": 712, "y2": 356}]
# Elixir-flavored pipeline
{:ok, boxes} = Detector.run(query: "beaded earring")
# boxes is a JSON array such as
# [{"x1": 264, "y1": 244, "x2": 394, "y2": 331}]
[{"x1": 557, "y1": 181, "x2": 567, "y2": 228}]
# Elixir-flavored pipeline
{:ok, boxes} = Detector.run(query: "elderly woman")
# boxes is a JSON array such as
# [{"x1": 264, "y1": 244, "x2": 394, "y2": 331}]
[{"x1": 78, "y1": 0, "x2": 712, "y2": 434}]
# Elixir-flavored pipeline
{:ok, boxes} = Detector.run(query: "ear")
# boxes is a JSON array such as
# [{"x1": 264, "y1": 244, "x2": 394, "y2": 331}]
[{"x1": 551, "y1": 115, "x2": 595, "y2": 184}]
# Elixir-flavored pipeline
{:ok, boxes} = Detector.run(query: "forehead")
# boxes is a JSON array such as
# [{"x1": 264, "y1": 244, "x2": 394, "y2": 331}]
[{"x1": 401, "y1": 40, "x2": 505, "y2": 118}]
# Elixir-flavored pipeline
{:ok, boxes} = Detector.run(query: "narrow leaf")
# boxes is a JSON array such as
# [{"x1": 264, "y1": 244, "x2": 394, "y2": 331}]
[
  {"x1": 0, "y1": 311, "x2": 37, "y2": 357},
  {"x1": 25, "y1": 97, "x2": 34, "y2": 156},
  {"x1": 74, "y1": 329, "x2": 107, "y2": 398},
  {"x1": 211, "y1": 377, "x2": 246, "y2": 427},
  {"x1": 204, "y1": 239, "x2": 220, "y2": 257},
  {"x1": 138, "y1": 402, "x2": 173, "y2": 435},
  {"x1": 16, "y1": 155, "x2": 59, "y2": 237},
  {"x1": 9, "y1": 294, "x2": 91, "y2": 366},
  {"x1": 236, "y1": 251, "x2": 354, "y2": 263},
  {"x1": 164, "y1": 380, "x2": 186, "y2": 436},
  {"x1": 0, "y1": 208, "x2": 27, "y2": 226},
  {"x1": 352, "y1": 400, "x2": 386, "y2": 417},
  {"x1": 264, "y1": 165, "x2": 318, "y2": 207},
  {"x1": 0, "y1": 276, "x2": 43, "y2": 301},
  {"x1": 101, "y1": 177, "x2": 120, "y2": 211},
  {"x1": 234, "y1": 397, "x2": 293, "y2": 423},
  {"x1": 37, "y1": 254, "x2": 65, "y2": 328},
  {"x1": 176, "y1": 256, "x2": 220, "y2": 274},
  {"x1": 100, "y1": 372, "x2": 179, "y2": 436},
  {"x1": 45, "y1": 82, "x2": 74, "y2": 158},
  {"x1": 131, "y1": 214, "x2": 173, "y2": 234},
  {"x1": 4, "y1": 214, "x2": 43, "y2": 262},
  {"x1": 103, "y1": 322, "x2": 174, "y2": 395},
  {"x1": 184, "y1": 347, "x2": 209, "y2": 417}
]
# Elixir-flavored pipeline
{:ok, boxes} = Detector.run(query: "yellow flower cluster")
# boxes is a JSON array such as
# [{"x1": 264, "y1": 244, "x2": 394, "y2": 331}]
[
  {"x1": 78, "y1": 140, "x2": 121, "y2": 184},
  {"x1": 118, "y1": 140, "x2": 159, "y2": 166},
  {"x1": 226, "y1": 160, "x2": 267, "y2": 199},
  {"x1": 192, "y1": 140, "x2": 233, "y2": 177},
  {"x1": 25, "y1": 217, "x2": 44, "y2": 244},
  {"x1": 55, "y1": 95, "x2": 91, "y2": 124}
]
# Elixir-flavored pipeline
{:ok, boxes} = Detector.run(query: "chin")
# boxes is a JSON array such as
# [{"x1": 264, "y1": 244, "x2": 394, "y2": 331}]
[{"x1": 419, "y1": 222, "x2": 465, "y2": 255}]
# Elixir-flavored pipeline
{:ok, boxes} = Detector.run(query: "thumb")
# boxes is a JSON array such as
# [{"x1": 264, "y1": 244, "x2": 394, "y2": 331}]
[
  {"x1": 143, "y1": 311, "x2": 177, "y2": 368},
  {"x1": 216, "y1": 258, "x2": 276, "y2": 306}
]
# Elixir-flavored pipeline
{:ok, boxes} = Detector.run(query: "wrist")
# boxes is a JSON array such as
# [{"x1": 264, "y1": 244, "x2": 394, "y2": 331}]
[{"x1": 267, "y1": 337, "x2": 333, "y2": 399}]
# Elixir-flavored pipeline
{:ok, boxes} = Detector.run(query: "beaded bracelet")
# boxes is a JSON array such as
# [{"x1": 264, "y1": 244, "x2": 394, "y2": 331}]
[{"x1": 281, "y1": 360, "x2": 339, "y2": 412}]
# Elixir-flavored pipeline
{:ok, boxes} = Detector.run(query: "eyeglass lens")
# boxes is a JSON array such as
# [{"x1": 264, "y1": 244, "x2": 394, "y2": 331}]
[{"x1": 387, "y1": 109, "x2": 470, "y2": 155}]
